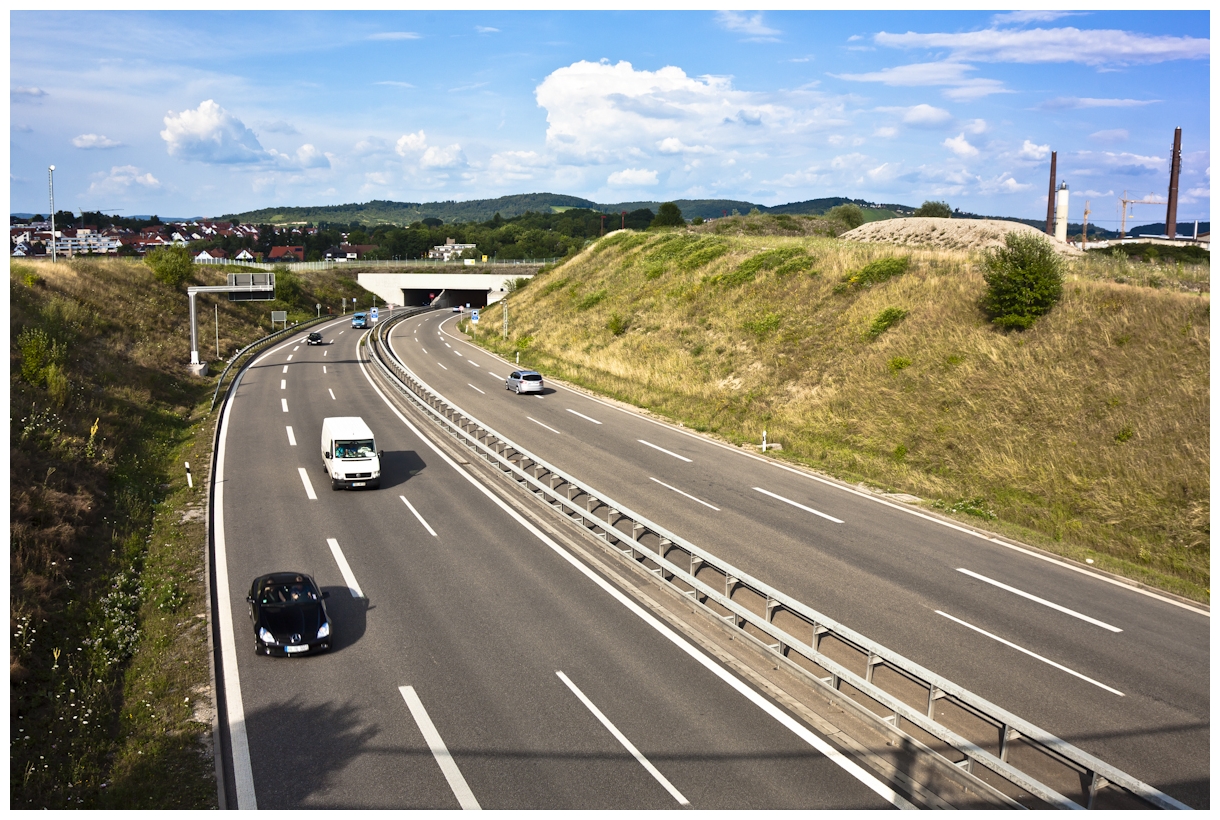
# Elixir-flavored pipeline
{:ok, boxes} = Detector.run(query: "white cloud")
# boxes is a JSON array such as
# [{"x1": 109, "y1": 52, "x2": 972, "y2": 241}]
[
  {"x1": 73, "y1": 133, "x2": 122, "y2": 149},
  {"x1": 86, "y1": 165, "x2": 161, "y2": 197},
  {"x1": 656, "y1": 137, "x2": 714, "y2": 154},
  {"x1": 990, "y1": 11, "x2": 1082, "y2": 25},
  {"x1": 875, "y1": 27, "x2": 1209, "y2": 66},
  {"x1": 487, "y1": 150, "x2": 547, "y2": 181},
  {"x1": 476, "y1": 26, "x2": 500, "y2": 33},
  {"x1": 271, "y1": 144, "x2": 330, "y2": 170},
  {"x1": 714, "y1": 11, "x2": 781, "y2": 41},
  {"x1": 830, "y1": 152, "x2": 869, "y2": 170},
  {"x1": 535, "y1": 60, "x2": 831, "y2": 164},
  {"x1": 868, "y1": 162, "x2": 898, "y2": 182},
  {"x1": 1019, "y1": 139, "x2": 1050, "y2": 160},
  {"x1": 873, "y1": 126, "x2": 898, "y2": 139},
  {"x1": 1089, "y1": 129, "x2": 1129, "y2": 143},
  {"x1": 375, "y1": 81, "x2": 415, "y2": 89},
  {"x1": 1041, "y1": 96, "x2": 1160, "y2": 110},
  {"x1": 161, "y1": 100, "x2": 267, "y2": 164},
  {"x1": 943, "y1": 133, "x2": 979, "y2": 158},
  {"x1": 997, "y1": 176, "x2": 1030, "y2": 192},
  {"x1": 964, "y1": 119, "x2": 987, "y2": 135},
  {"x1": 881, "y1": 103, "x2": 952, "y2": 127},
  {"x1": 420, "y1": 144, "x2": 466, "y2": 169},
  {"x1": 12, "y1": 86, "x2": 47, "y2": 99},
  {"x1": 369, "y1": 31, "x2": 422, "y2": 40},
  {"x1": 834, "y1": 60, "x2": 1009, "y2": 100},
  {"x1": 260, "y1": 120, "x2": 299, "y2": 135},
  {"x1": 607, "y1": 167, "x2": 658, "y2": 186},
  {"x1": 395, "y1": 130, "x2": 428, "y2": 155}
]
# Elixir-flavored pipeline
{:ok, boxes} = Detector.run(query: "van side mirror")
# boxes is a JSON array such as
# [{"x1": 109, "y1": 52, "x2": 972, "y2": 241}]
[
  {"x1": 321, "y1": 591, "x2": 331, "y2": 599},
  {"x1": 245, "y1": 595, "x2": 254, "y2": 604},
  {"x1": 378, "y1": 450, "x2": 384, "y2": 458},
  {"x1": 324, "y1": 451, "x2": 331, "y2": 459}
]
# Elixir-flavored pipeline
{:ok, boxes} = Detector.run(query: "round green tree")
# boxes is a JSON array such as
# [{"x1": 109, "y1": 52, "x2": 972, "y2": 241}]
[
  {"x1": 827, "y1": 203, "x2": 865, "y2": 229},
  {"x1": 980, "y1": 232, "x2": 1064, "y2": 330},
  {"x1": 144, "y1": 245, "x2": 195, "y2": 287},
  {"x1": 650, "y1": 202, "x2": 685, "y2": 228},
  {"x1": 914, "y1": 200, "x2": 952, "y2": 218}
]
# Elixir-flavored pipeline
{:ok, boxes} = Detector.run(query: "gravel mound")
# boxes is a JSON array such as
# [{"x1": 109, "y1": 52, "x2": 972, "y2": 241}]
[{"x1": 841, "y1": 217, "x2": 1083, "y2": 255}]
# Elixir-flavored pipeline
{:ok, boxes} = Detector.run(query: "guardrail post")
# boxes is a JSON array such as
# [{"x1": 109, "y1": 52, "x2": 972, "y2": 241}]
[
  {"x1": 1087, "y1": 773, "x2": 1110, "y2": 809},
  {"x1": 999, "y1": 725, "x2": 1019, "y2": 762},
  {"x1": 927, "y1": 685, "x2": 946, "y2": 718},
  {"x1": 658, "y1": 537, "x2": 671, "y2": 561}
]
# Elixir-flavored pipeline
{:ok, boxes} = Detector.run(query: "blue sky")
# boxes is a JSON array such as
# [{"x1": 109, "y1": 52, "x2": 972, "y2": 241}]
[{"x1": 9, "y1": 10, "x2": 1210, "y2": 229}]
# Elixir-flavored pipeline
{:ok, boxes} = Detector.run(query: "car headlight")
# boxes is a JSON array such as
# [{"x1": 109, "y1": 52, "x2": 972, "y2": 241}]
[
  {"x1": 316, "y1": 622, "x2": 330, "y2": 639},
  {"x1": 258, "y1": 627, "x2": 275, "y2": 644}
]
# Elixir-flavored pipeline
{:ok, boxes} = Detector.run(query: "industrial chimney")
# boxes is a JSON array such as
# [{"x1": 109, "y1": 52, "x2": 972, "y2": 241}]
[
  {"x1": 1055, "y1": 182, "x2": 1070, "y2": 244},
  {"x1": 1165, "y1": 127, "x2": 1182, "y2": 239},
  {"x1": 1045, "y1": 151, "x2": 1057, "y2": 235}
]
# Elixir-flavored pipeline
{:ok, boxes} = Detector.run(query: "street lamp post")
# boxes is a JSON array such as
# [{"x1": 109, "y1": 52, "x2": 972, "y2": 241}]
[{"x1": 48, "y1": 165, "x2": 57, "y2": 263}]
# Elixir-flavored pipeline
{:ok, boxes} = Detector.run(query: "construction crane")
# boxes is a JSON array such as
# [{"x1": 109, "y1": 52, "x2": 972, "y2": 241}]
[{"x1": 1118, "y1": 190, "x2": 1163, "y2": 239}]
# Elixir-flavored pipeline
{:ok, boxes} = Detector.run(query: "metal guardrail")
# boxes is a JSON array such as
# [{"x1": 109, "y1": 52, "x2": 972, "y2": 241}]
[{"x1": 367, "y1": 311, "x2": 1190, "y2": 811}]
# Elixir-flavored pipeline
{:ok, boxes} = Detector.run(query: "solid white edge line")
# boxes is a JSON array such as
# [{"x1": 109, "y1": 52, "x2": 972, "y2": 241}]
[
  {"x1": 286, "y1": 426, "x2": 296, "y2": 446},
  {"x1": 297, "y1": 467, "x2": 318, "y2": 500},
  {"x1": 356, "y1": 353, "x2": 912, "y2": 809},
  {"x1": 468, "y1": 340, "x2": 1206, "y2": 619},
  {"x1": 935, "y1": 611, "x2": 1124, "y2": 696},
  {"x1": 467, "y1": 383, "x2": 485, "y2": 395},
  {"x1": 281, "y1": 398, "x2": 288, "y2": 412},
  {"x1": 400, "y1": 495, "x2": 438, "y2": 537},
  {"x1": 753, "y1": 487, "x2": 844, "y2": 524},
  {"x1": 555, "y1": 671, "x2": 689, "y2": 806},
  {"x1": 398, "y1": 686, "x2": 481, "y2": 810},
  {"x1": 325, "y1": 538, "x2": 365, "y2": 598},
  {"x1": 566, "y1": 408, "x2": 602, "y2": 424},
  {"x1": 649, "y1": 477, "x2": 720, "y2": 511},
  {"x1": 956, "y1": 568, "x2": 1122, "y2": 632},
  {"x1": 637, "y1": 439, "x2": 692, "y2": 462},
  {"x1": 214, "y1": 365, "x2": 259, "y2": 809},
  {"x1": 527, "y1": 416, "x2": 562, "y2": 435}
]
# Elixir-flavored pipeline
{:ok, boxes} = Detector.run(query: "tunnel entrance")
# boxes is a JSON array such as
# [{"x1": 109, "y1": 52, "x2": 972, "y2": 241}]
[{"x1": 403, "y1": 288, "x2": 491, "y2": 309}]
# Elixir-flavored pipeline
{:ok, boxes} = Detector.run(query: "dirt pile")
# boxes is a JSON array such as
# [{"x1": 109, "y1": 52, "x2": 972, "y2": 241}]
[{"x1": 842, "y1": 217, "x2": 1083, "y2": 255}]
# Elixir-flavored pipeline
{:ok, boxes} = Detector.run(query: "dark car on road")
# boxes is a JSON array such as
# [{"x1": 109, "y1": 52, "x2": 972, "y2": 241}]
[
  {"x1": 247, "y1": 572, "x2": 331, "y2": 656},
  {"x1": 306, "y1": 331, "x2": 323, "y2": 345}
]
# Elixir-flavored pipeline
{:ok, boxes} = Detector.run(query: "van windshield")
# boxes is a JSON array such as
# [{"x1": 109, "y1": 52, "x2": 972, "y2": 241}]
[{"x1": 335, "y1": 439, "x2": 375, "y2": 459}]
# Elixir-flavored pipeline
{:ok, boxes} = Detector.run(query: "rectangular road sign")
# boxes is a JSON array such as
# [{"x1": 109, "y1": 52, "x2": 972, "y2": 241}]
[{"x1": 471, "y1": 310, "x2": 479, "y2": 323}]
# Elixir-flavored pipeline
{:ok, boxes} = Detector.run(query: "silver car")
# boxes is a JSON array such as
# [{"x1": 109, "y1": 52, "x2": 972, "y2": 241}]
[{"x1": 506, "y1": 370, "x2": 544, "y2": 394}]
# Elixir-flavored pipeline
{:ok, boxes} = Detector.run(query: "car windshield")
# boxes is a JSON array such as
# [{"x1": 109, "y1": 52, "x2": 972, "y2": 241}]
[
  {"x1": 335, "y1": 439, "x2": 375, "y2": 459},
  {"x1": 259, "y1": 578, "x2": 319, "y2": 606}
]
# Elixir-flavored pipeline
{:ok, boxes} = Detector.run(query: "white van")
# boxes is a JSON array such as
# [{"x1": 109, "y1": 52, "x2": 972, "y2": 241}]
[{"x1": 321, "y1": 417, "x2": 383, "y2": 490}]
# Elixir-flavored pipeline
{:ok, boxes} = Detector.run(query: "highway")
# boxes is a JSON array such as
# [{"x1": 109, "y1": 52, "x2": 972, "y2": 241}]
[
  {"x1": 211, "y1": 312, "x2": 908, "y2": 809},
  {"x1": 380, "y1": 309, "x2": 1210, "y2": 809}
]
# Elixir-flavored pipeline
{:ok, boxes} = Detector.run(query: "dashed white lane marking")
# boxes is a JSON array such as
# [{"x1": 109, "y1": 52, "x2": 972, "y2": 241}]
[
  {"x1": 489, "y1": 372, "x2": 503, "y2": 380},
  {"x1": 437, "y1": 362, "x2": 448, "y2": 370},
  {"x1": 956, "y1": 569, "x2": 1122, "y2": 632},
  {"x1": 649, "y1": 477, "x2": 720, "y2": 511},
  {"x1": 325, "y1": 538, "x2": 365, "y2": 598},
  {"x1": 281, "y1": 379, "x2": 286, "y2": 390},
  {"x1": 323, "y1": 366, "x2": 327, "y2": 373},
  {"x1": 338, "y1": 330, "x2": 345, "y2": 335},
  {"x1": 556, "y1": 671, "x2": 689, "y2": 806},
  {"x1": 567, "y1": 408, "x2": 602, "y2": 424},
  {"x1": 421, "y1": 347, "x2": 428, "y2": 355},
  {"x1": 286, "y1": 426, "x2": 296, "y2": 446},
  {"x1": 445, "y1": 342, "x2": 452, "y2": 348},
  {"x1": 398, "y1": 686, "x2": 481, "y2": 810},
  {"x1": 286, "y1": 355, "x2": 293, "y2": 361},
  {"x1": 400, "y1": 495, "x2": 438, "y2": 537},
  {"x1": 935, "y1": 610, "x2": 1124, "y2": 696},
  {"x1": 753, "y1": 487, "x2": 844, "y2": 524},
  {"x1": 329, "y1": 389, "x2": 336, "y2": 400},
  {"x1": 324, "y1": 350, "x2": 328, "y2": 356},
  {"x1": 468, "y1": 383, "x2": 485, "y2": 395},
  {"x1": 293, "y1": 345, "x2": 299, "y2": 351},
  {"x1": 527, "y1": 417, "x2": 562, "y2": 435},
  {"x1": 282, "y1": 365, "x2": 288, "y2": 374},
  {"x1": 638, "y1": 439, "x2": 692, "y2": 463},
  {"x1": 467, "y1": 359, "x2": 479, "y2": 366},
  {"x1": 281, "y1": 399, "x2": 289, "y2": 412},
  {"x1": 297, "y1": 467, "x2": 317, "y2": 500}
]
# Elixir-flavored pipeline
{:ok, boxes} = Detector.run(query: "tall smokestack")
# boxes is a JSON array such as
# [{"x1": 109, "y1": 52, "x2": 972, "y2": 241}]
[
  {"x1": 1166, "y1": 127, "x2": 1182, "y2": 239},
  {"x1": 1055, "y1": 182, "x2": 1070, "y2": 244},
  {"x1": 1045, "y1": 151, "x2": 1057, "y2": 235}
]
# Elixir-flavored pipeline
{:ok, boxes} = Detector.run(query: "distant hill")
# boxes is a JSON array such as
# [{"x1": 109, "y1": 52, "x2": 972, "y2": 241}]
[{"x1": 220, "y1": 194, "x2": 913, "y2": 226}]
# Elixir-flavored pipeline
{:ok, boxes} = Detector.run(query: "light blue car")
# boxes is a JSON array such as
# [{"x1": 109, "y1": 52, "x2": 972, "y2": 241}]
[{"x1": 351, "y1": 312, "x2": 367, "y2": 328}]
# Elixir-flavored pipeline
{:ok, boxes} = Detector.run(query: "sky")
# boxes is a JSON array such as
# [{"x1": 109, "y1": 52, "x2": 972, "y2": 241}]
[{"x1": 8, "y1": 10, "x2": 1211, "y2": 230}]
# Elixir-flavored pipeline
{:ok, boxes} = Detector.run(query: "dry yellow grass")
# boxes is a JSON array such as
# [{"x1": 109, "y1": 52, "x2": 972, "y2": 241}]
[{"x1": 477, "y1": 225, "x2": 1210, "y2": 600}]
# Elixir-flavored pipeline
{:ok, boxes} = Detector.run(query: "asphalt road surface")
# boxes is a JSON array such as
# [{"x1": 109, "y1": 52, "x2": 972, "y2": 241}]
[
  {"x1": 381, "y1": 309, "x2": 1209, "y2": 808},
  {"x1": 212, "y1": 312, "x2": 908, "y2": 809}
]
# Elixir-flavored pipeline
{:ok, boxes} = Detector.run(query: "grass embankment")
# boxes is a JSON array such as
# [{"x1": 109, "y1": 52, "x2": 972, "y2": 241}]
[
  {"x1": 10, "y1": 257, "x2": 376, "y2": 808},
  {"x1": 473, "y1": 223, "x2": 1209, "y2": 601}
]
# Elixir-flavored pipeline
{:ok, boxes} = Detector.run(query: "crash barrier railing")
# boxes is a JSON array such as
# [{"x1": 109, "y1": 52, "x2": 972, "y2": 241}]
[{"x1": 368, "y1": 311, "x2": 1190, "y2": 811}]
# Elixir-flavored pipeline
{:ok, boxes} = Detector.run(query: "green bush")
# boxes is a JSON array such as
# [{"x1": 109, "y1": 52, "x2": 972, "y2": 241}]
[
  {"x1": 577, "y1": 289, "x2": 608, "y2": 310},
  {"x1": 980, "y1": 232, "x2": 1063, "y2": 330},
  {"x1": 274, "y1": 268, "x2": 303, "y2": 306},
  {"x1": 18, "y1": 327, "x2": 65, "y2": 386},
  {"x1": 888, "y1": 356, "x2": 912, "y2": 372},
  {"x1": 827, "y1": 203, "x2": 865, "y2": 230},
  {"x1": 144, "y1": 245, "x2": 195, "y2": 287},
  {"x1": 607, "y1": 312, "x2": 630, "y2": 336},
  {"x1": 914, "y1": 200, "x2": 952, "y2": 218},
  {"x1": 506, "y1": 277, "x2": 531, "y2": 293},
  {"x1": 842, "y1": 256, "x2": 910, "y2": 289},
  {"x1": 743, "y1": 312, "x2": 781, "y2": 339},
  {"x1": 868, "y1": 306, "x2": 908, "y2": 338},
  {"x1": 708, "y1": 246, "x2": 812, "y2": 288}
]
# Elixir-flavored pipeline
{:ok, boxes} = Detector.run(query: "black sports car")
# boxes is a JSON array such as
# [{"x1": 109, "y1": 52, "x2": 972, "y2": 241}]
[
  {"x1": 306, "y1": 332, "x2": 323, "y2": 345},
  {"x1": 246, "y1": 572, "x2": 331, "y2": 656}
]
